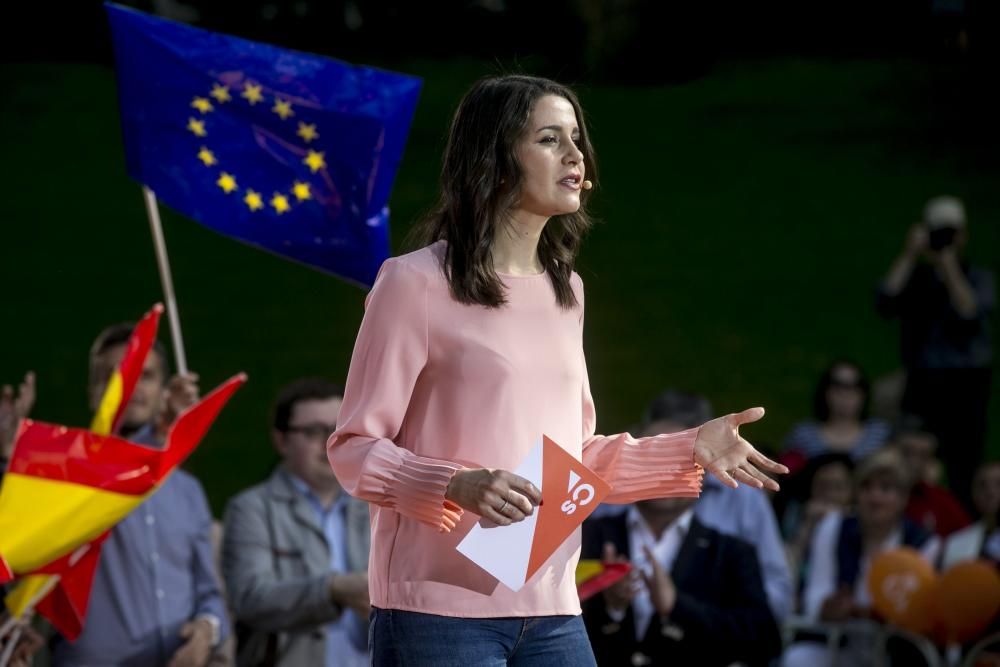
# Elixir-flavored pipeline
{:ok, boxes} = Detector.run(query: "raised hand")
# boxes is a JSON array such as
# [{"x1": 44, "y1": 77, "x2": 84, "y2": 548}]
[
  {"x1": 601, "y1": 542, "x2": 641, "y2": 613},
  {"x1": 157, "y1": 372, "x2": 200, "y2": 435},
  {"x1": 638, "y1": 545, "x2": 677, "y2": 616},
  {"x1": 904, "y1": 223, "x2": 928, "y2": 258},
  {"x1": 0, "y1": 371, "x2": 35, "y2": 458},
  {"x1": 693, "y1": 407, "x2": 787, "y2": 491}
]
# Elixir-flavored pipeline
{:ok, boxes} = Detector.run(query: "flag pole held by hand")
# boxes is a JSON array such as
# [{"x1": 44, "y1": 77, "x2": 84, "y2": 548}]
[{"x1": 141, "y1": 186, "x2": 189, "y2": 376}]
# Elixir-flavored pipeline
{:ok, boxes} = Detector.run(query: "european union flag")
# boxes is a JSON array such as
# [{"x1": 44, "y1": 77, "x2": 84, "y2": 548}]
[{"x1": 106, "y1": 3, "x2": 421, "y2": 287}]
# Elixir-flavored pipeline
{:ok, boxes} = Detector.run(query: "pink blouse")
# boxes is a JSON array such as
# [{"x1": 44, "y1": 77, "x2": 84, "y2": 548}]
[{"x1": 328, "y1": 241, "x2": 702, "y2": 617}]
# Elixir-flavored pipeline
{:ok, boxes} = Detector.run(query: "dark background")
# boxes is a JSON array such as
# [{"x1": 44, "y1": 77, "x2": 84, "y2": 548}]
[{"x1": 1, "y1": 0, "x2": 997, "y2": 512}]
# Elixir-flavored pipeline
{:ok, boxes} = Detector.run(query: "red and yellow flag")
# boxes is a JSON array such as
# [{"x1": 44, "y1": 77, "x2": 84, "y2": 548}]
[
  {"x1": 2, "y1": 304, "x2": 165, "y2": 632},
  {"x1": 576, "y1": 560, "x2": 632, "y2": 602},
  {"x1": 0, "y1": 304, "x2": 244, "y2": 642},
  {"x1": 89, "y1": 303, "x2": 163, "y2": 435},
  {"x1": 4, "y1": 533, "x2": 109, "y2": 640},
  {"x1": 0, "y1": 373, "x2": 245, "y2": 583}
]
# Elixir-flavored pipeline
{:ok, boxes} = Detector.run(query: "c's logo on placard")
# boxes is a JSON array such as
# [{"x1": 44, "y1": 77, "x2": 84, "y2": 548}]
[{"x1": 561, "y1": 470, "x2": 595, "y2": 515}]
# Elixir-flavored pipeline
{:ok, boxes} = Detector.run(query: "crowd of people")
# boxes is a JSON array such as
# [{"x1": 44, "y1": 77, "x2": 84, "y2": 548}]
[{"x1": 0, "y1": 191, "x2": 993, "y2": 666}]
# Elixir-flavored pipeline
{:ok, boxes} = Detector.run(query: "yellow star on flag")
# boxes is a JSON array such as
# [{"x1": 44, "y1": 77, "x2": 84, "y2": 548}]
[
  {"x1": 210, "y1": 84, "x2": 231, "y2": 103},
  {"x1": 270, "y1": 193, "x2": 291, "y2": 214},
  {"x1": 187, "y1": 117, "x2": 207, "y2": 137},
  {"x1": 272, "y1": 98, "x2": 294, "y2": 120},
  {"x1": 197, "y1": 147, "x2": 217, "y2": 166},
  {"x1": 216, "y1": 172, "x2": 237, "y2": 193},
  {"x1": 242, "y1": 82, "x2": 264, "y2": 105},
  {"x1": 191, "y1": 97, "x2": 214, "y2": 114},
  {"x1": 303, "y1": 150, "x2": 326, "y2": 173},
  {"x1": 291, "y1": 181, "x2": 312, "y2": 201},
  {"x1": 244, "y1": 189, "x2": 264, "y2": 211},
  {"x1": 297, "y1": 122, "x2": 319, "y2": 143}
]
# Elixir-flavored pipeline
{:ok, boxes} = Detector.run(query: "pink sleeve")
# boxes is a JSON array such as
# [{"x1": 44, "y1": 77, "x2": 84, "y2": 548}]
[
  {"x1": 327, "y1": 258, "x2": 464, "y2": 532},
  {"x1": 577, "y1": 306, "x2": 702, "y2": 503}
]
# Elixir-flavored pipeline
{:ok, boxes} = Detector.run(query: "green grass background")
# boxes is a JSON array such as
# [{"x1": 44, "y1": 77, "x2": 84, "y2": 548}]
[{"x1": 1, "y1": 57, "x2": 996, "y2": 513}]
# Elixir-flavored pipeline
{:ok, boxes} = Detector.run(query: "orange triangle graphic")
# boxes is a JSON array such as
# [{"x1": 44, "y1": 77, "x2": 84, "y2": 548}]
[{"x1": 525, "y1": 435, "x2": 612, "y2": 582}]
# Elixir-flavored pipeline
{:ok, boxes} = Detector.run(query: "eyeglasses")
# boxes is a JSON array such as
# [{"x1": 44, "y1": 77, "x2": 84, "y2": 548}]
[{"x1": 284, "y1": 422, "x2": 337, "y2": 441}]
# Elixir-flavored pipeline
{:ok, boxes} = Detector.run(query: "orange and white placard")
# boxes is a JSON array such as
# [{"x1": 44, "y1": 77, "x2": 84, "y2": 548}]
[{"x1": 456, "y1": 435, "x2": 612, "y2": 591}]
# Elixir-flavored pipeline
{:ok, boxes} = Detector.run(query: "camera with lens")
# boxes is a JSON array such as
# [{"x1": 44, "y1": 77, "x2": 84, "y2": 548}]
[{"x1": 927, "y1": 225, "x2": 958, "y2": 251}]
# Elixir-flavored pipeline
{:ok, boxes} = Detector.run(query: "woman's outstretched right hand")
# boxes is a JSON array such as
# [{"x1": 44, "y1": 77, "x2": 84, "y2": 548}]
[{"x1": 445, "y1": 469, "x2": 542, "y2": 526}]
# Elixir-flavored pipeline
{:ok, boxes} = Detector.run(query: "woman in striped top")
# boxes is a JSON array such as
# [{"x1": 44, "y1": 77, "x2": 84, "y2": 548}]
[{"x1": 783, "y1": 361, "x2": 890, "y2": 471}]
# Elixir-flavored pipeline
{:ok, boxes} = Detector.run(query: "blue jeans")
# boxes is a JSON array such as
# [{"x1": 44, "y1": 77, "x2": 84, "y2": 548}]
[{"x1": 369, "y1": 608, "x2": 597, "y2": 666}]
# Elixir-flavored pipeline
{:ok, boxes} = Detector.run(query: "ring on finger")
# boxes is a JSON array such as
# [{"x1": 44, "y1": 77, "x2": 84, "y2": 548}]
[{"x1": 498, "y1": 495, "x2": 510, "y2": 514}]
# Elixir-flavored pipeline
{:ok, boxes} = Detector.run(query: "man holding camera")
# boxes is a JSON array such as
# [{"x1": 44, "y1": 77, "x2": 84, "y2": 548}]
[{"x1": 877, "y1": 195, "x2": 994, "y2": 511}]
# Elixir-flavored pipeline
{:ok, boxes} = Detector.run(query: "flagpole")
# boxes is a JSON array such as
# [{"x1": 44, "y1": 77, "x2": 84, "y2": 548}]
[
  {"x1": 0, "y1": 616, "x2": 16, "y2": 648},
  {"x1": 0, "y1": 626, "x2": 21, "y2": 667},
  {"x1": 141, "y1": 187, "x2": 189, "y2": 376},
  {"x1": 0, "y1": 575, "x2": 59, "y2": 667}
]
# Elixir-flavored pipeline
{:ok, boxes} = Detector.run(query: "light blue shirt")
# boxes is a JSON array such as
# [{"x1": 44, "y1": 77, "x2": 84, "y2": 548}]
[
  {"x1": 626, "y1": 506, "x2": 694, "y2": 640},
  {"x1": 287, "y1": 475, "x2": 368, "y2": 667},
  {"x1": 695, "y1": 475, "x2": 793, "y2": 621},
  {"x1": 52, "y1": 435, "x2": 228, "y2": 666}
]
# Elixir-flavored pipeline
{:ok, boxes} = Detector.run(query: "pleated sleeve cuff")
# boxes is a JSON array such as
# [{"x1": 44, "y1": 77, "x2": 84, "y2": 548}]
[{"x1": 349, "y1": 440, "x2": 466, "y2": 532}]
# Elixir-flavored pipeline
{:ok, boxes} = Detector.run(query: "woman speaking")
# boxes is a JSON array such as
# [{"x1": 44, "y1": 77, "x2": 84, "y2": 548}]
[{"x1": 328, "y1": 74, "x2": 786, "y2": 665}]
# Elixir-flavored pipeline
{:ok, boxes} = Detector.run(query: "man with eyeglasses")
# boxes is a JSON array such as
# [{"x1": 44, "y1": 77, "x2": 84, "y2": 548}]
[{"x1": 222, "y1": 378, "x2": 371, "y2": 667}]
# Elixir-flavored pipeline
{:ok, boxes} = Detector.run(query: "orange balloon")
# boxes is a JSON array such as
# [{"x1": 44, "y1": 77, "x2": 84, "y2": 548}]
[
  {"x1": 867, "y1": 547, "x2": 938, "y2": 635},
  {"x1": 933, "y1": 560, "x2": 1000, "y2": 644}
]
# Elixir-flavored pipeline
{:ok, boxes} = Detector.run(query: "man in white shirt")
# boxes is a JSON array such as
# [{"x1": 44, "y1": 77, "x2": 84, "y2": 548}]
[
  {"x1": 589, "y1": 389, "x2": 793, "y2": 621},
  {"x1": 942, "y1": 461, "x2": 1000, "y2": 568},
  {"x1": 581, "y1": 493, "x2": 782, "y2": 667}
]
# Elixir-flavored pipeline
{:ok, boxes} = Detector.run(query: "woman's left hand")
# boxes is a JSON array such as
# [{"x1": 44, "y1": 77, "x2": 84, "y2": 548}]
[{"x1": 692, "y1": 407, "x2": 787, "y2": 491}]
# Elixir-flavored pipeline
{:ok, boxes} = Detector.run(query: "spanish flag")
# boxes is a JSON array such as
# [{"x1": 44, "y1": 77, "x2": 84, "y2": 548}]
[
  {"x1": 4, "y1": 534, "x2": 108, "y2": 640},
  {"x1": 89, "y1": 303, "x2": 162, "y2": 436},
  {"x1": 2, "y1": 303, "x2": 166, "y2": 635},
  {"x1": 0, "y1": 373, "x2": 245, "y2": 583},
  {"x1": 576, "y1": 559, "x2": 632, "y2": 603}
]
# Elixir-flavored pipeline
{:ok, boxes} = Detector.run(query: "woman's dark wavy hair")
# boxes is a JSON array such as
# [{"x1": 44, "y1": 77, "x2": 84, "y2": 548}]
[
  {"x1": 813, "y1": 359, "x2": 871, "y2": 422},
  {"x1": 411, "y1": 75, "x2": 597, "y2": 309}
]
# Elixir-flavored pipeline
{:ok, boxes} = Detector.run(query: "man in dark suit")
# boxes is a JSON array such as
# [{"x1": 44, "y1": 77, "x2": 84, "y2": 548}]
[{"x1": 581, "y1": 494, "x2": 782, "y2": 667}]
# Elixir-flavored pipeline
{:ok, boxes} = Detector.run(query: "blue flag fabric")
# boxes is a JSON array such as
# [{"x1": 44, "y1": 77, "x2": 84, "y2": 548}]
[{"x1": 106, "y1": 3, "x2": 421, "y2": 287}]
